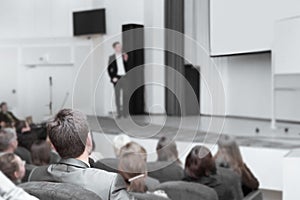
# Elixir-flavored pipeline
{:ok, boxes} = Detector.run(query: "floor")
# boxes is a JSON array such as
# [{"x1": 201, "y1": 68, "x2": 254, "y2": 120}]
[{"x1": 88, "y1": 114, "x2": 300, "y2": 149}]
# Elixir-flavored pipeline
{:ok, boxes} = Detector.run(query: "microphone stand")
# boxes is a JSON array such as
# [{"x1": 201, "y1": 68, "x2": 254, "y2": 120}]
[{"x1": 49, "y1": 76, "x2": 53, "y2": 116}]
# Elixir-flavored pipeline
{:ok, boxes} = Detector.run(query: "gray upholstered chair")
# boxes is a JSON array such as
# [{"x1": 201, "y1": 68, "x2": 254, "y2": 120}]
[
  {"x1": 130, "y1": 192, "x2": 170, "y2": 200},
  {"x1": 19, "y1": 182, "x2": 102, "y2": 200},
  {"x1": 217, "y1": 167, "x2": 244, "y2": 200},
  {"x1": 93, "y1": 158, "x2": 119, "y2": 173},
  {"x1": 155, "y1": 181, "x2": 218, "y2": 200},
  {"x1": 147, "y1": 161, "x2": 184, "y2": 183},
  {"x1": 243, "y1": 190, "x2": 263, "y2": 200}
]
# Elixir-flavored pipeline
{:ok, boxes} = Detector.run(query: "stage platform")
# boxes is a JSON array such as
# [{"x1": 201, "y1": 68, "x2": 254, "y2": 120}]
[{"x1": 88, "y1": 115, "x2": 300, "y2": 149}]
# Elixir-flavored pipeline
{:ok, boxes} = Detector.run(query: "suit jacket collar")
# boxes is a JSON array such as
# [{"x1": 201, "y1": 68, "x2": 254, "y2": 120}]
[{"x1": 59, "y1": 158, "x2": 90, "y2": 169}]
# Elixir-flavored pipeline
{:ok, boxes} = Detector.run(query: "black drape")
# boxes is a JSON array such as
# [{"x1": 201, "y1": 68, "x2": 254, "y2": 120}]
[
  {"x1": 165, "y1": 0, "x2": 185, "y2": 116},
  {"x1": 122, "y1": 24, "x2": 145, "y2": 115}
]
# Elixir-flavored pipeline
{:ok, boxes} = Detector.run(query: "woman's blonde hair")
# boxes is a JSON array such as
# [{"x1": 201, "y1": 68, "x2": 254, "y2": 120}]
[{"x1": 118, "y1": 152, "x2": 147, "y2": 193}]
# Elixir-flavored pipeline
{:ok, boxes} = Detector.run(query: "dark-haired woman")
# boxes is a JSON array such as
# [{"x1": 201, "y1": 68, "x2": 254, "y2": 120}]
[{"x1": 183, "y1": 145, "x2": 234, "y2": 200}]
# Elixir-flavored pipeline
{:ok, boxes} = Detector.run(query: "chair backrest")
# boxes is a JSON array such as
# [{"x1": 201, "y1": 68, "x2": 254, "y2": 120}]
[
  {"x1": 147, "y1": 161, "x2": 184, "y2": 183},
  {"x1": 93, "y1": 158, "x2": 119, "y2": 173},
  {"x1": 217, "y1": 167, "x2": 244, "y2": 200},
  {"x1": 130, "y1": 192, "x2": 170, "y2": 200},
  {"x1": 243, "y1": 190, "x2": 263, "y2": 200},
  {"x1": 19, "y1": 182, "x2": 102, "y2": 200},
  {"x1": 156, "y1": 181, "x2": 218, "y2": 200}
]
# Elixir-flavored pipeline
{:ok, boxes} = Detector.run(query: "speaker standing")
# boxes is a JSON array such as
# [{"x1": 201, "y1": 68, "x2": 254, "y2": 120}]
[{"x1": 107, "y1": 42, "x2": 129, "y2": 118}]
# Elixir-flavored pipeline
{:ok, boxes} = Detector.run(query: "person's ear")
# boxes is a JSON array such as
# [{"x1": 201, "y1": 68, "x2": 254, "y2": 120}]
[
  {"x1": 86, "y1": 132, "x2": 93, "y2": 154},
  {"x1": 14, "y1": 170, "x2": 20, "y2": 179}
]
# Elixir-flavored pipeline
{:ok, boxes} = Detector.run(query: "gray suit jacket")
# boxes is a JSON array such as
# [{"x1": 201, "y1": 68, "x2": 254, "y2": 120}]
[
  {"x1": 0, "y1": 171, "x2": 38, "y2": 200},
  {"x1": 28, "y1": 158, "x2": 132, "y2": 200}
]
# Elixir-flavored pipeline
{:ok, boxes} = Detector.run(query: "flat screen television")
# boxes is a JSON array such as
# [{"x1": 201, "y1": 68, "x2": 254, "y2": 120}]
[{"x1": 73, "y1": 8, "x2": 106, "y2": 36}]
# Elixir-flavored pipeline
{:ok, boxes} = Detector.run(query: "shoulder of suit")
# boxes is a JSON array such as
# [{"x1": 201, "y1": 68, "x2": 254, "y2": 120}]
[{"x1": 84, "y1": 167, "x2": 119, "y2": 178}]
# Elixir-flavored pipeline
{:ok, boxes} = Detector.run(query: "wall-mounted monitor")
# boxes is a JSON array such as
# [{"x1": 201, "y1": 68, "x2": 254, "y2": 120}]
[{"x1": 73, "y1": 8, "x2": 106, "y2": 36}]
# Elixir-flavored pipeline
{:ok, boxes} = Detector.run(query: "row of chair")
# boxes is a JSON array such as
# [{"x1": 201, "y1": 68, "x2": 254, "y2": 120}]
[{"x1": 19, "y1": 181, "x2": 263, "y2": 200}]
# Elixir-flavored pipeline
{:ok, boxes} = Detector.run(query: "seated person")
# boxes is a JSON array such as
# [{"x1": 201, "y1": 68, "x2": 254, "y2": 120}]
[
  {"x1": 156, "y1": 136, "x2": 182, "y2": 166},
  {"x1": 93, "y1": 141, "x2": 146, "y2": 172},
  {"x1": 92, "y1": 133, "x2": 131, "y2": 171},
  {"x1": 0, "y1": 128, "x2": 18, "y2": 154},
  {"x1": 31, "y1": 140, "x2": 51, "y2": 166},
  {"x1": 0, "y1": 153, "x2": 26, "y2": 184},
  {"x1": 214, "y1": 135, "x2": 259, "y2": 196},
  {"x1": 15, "y1": 120, "x2": 37, "y2": 151},
  {"x1": 0, "y1": 171, "x2": 38, "y2": 200},
  {"x1": 94, "y1": 141, "x2": 159, "y2": 191},
  {"x1": 147, "y1": 137, "x2": 184, "y2": 182},
  {"x1": 0, "y1": 102, "x2": 19, "y2": 128},
  {"x1": 120, "y1": 141, "x2": 147, "y2": 161},
  {"x1": 119, "y1": 152, "x2": 168, "y2": 198},
  {"x1": 113, "y1": 133, "x2": 131, "y2": 158},
  {"x1": 183, "y1": 145, "x2": 234, "y2": 200},
  {"x1": 28, "y1": 108, "x2": 131, "y2": 200},
  {"x1": 0, "y1": 128, "x2": 32, "y2": 164}
]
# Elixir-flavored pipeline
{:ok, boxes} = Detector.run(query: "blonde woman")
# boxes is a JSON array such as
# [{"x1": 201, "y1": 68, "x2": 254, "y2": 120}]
[
  {"x1": 118, "y1": 152, "x2": 168, "y2": 198},
  {"x1": 214, "y1": 136, "x2": 259, "y2": 196}
]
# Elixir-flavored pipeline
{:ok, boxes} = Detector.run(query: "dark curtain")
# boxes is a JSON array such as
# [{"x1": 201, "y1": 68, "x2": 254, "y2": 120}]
[
  {"x1": 122, "y1": 24, "x2": 145, "y2": 115},
  {"x1": 165, "y1": 0, "x2": 185, "y2": 116}
]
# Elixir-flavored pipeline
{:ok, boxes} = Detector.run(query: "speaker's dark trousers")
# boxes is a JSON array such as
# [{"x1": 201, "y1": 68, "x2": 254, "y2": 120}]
[{"x1": 114, "y1": 76, "x2": 129, "y2": 117}]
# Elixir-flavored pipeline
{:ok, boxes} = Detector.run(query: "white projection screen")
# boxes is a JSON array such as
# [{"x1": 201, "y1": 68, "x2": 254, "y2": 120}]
[
  {"x1": 210, "y1": 0, "x2": 300, "y2": 56},
  {"x1": 274, "y1": 16, "x2": 300, "y2": 74}
]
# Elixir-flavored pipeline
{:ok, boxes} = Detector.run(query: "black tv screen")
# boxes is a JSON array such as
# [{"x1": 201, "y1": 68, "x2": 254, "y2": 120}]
[{"x1": 73, "y1": 9, "x2": 106, "y2": 36}]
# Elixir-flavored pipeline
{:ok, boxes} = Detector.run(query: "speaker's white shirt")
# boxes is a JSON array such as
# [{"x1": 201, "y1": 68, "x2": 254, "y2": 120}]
[{"x1": 115, "y1": 53, "x2": 126, "y2": 76}]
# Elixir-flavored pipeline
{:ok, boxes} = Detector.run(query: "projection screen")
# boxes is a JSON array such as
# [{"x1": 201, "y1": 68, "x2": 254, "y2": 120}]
[{"x1": 209, "y1": 0, "x2": 300, "y2": 56}]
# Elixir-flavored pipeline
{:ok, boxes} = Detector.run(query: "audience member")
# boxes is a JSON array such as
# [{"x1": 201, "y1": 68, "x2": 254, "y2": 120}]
[
  {"x1": 0, "y1": 102, "x2": 19, "y2": 128},
  {"x1": 156, "y1": 136, "x2": 182, "y2": 165},
  {"x1": 120, "y1": 141, "x2": 147, "y2": 161},
  {"x1": 183, "y1": 145, "x2": 234, "y2": 200},
  {"x1": 146, "y1": 137, "x2": 184, "y2": 183},
  {"x1": 28, "y1": 108, "x2": 131, "y2": 200},
  {"x1": 0, "y1": 128, "x2": 18, "y2": 153},
  {"x1": 30, "y1": 140, "x2": 51, "y2": 166},
  {"x1": 113, "y1": 133, "x2": 131, "y2": 158},
  {"x1": 119, "y1": 152, "x2": 148, "y2": 193},
  {"x1": 0, "y1": 171, "x2": 38, "y2": 200},
  {"x1": 0, "y1": 128, "x2": 32, "y2": 164},
  {"x1": 0, "y1": 153, "x2": 26, "y2": 184},
  {"x1": 215, "y1": 135, "x2": 260, "y2": 196},
  {"x1": 15, "y1": 120, "x2": 37, "y2": 151},
  {"x1": 119, "y1": 152, "x2": 168, "y2": 198},
  {"x1": 15, "y1": 120, "x2": 31, "y2": 134}
]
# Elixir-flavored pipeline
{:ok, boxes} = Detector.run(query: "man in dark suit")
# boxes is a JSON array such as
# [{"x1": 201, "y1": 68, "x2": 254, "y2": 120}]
[
  {"x1": 28, "y1": 109, "x2": 131, "y2": 200},
  {"x1": 107, "y1": 41, "x2": 129, "y2": 118}
]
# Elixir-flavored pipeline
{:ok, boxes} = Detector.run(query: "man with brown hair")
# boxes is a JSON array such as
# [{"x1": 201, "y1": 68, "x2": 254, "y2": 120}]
[{"x1": 29, "y1": 109, "x2": 131, "y2": 200}]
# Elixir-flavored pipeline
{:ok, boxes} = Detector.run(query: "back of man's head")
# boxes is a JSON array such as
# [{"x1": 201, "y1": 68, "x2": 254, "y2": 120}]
[
  {"x1": 0, "y1": 128, "x2": 17, "y2": 152},
  {"x1": 47, "y1": 109, "x2": 89, "y2": 159}
]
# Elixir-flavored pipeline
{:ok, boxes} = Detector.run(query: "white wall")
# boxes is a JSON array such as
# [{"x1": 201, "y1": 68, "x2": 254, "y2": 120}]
[
  {"x1": 92, "y1": 0, "x2": 145, "y2": 116},
  {"x1": 0, "y1": 0, "x2": 152, "y2": 121},
  {"x1": 0, "y1": 38, "x2": 94, "y2": 121},
  {"x1": 144, "y1": 0, "x2": 165, "y2": 114},
  {"x1": 184, "y1": 0, "x2": 300, "y2": 121},
  {"x1": 225, "y1": 53, "x2": 272, "y2": 118}
]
